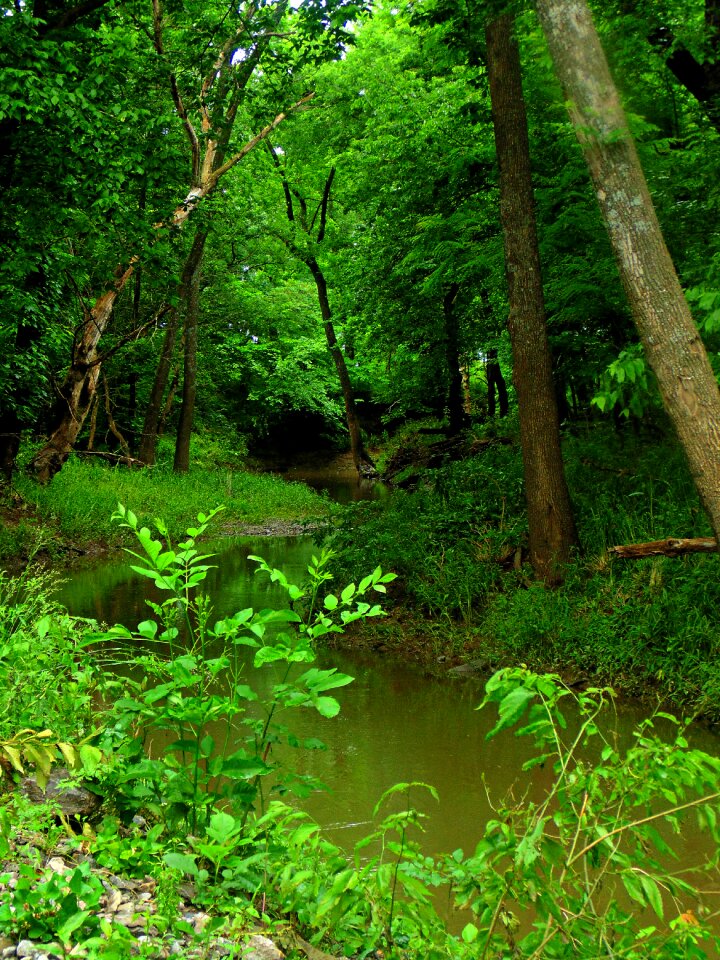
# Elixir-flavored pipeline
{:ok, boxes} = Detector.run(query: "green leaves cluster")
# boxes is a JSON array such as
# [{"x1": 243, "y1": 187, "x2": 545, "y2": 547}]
[{"x1": 88, "y1": 504, "x2": 394, "y2": 837}]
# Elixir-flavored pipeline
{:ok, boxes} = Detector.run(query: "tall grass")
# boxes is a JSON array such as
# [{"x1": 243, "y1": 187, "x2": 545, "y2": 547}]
[{"x1": 13, "y1": 456, "x2": 334, "y2": 545}]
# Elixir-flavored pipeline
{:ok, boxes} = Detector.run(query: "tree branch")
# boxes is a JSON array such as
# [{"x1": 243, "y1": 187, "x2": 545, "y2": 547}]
[
  {"x1": 208, "y1": 92, "x2": 315, "y2": 188},
  {"x1": 315, "y1": 167, "x2": 336, "y2": 243},
  {"x1": 267, "y1": 141, "x2": 295, "y2": 222},
  {"x1": 151, "y1": 0, "x2": 200, "y2": 183},
  {"x1": 609, "y1": 536, "x2": 718, "y2": 558}
]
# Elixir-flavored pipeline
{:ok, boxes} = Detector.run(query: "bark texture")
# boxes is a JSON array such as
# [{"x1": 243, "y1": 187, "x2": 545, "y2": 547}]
[
  {"x1": 610, "y1": 537, "x2": 717, "y2": 558},
  {"x1": 28, "y1": 264, "x2": 135, "y2": 484},
  {"x1": 173, "y1": 228, "x2": 208, "y2": 472},
  {"x1": 486, "y1": 13, "x2": 577, "y2": 584},
  {"x1": 137, "y1": 310, "x2": 179, "y2": 465},
  {"x1": 536, "y1": 0, "x2": 720, "y2": 544}
]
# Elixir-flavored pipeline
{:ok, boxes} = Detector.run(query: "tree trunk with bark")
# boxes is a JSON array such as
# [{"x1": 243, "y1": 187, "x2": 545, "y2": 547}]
[
  {"x1": 536, "y1": 0, "x2": 720, "y2": 545},
  {"x1": 27, "y1": 264, "x2": 135, "y2": 484},
  {"x1": 138, "y1": 310, "x2": 179, "y2": 465},
  {"x1": 443, "y1": 283, "x2": 468, "y2": 436},
  {"x1": 486, "y1": 13, "x2": 577, "y2": 584},
  {"x1": 310, "y1": 262, "x2": 376, "y2": 477},
  {"x1": 173, "y1": 228, "x2": 208, "y2": 472},
  {"x1": 269, "y1": 149, "x2": 376, "y2": 478}
]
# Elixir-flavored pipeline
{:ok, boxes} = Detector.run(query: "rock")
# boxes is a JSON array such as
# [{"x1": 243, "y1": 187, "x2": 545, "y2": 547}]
[
  {"x1": 21, "y1": 768, "x2": 101, "y2": 819},
  {"x1": 16, "y1": 941, "x2": 36, "y2": 958},
  {"x1": 1, "y1": 946, "x2": 16, "y2": 959},
  {"x1": 243, "y1": 934, "x2": 284, "y2": 960},
  {"x1": 448, "y1": 658, "x2": 488, "y2": 676}
]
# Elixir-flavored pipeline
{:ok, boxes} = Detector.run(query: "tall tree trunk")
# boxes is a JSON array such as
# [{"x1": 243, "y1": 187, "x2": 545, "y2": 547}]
[
  {"x1": 486, "y1": 348, "x2": 509, "y2": 418},
  {"x1": 138, "y1": 310, "x2": 179, "y2": 465},
  {"x1": 173, "y1": 228, "x2": 208, "y2": 473},
  {"x1": 309, "y1": 261, "x2": 376, "y2": 477},
  {"x1": 444, "y1": 283, "x2": 468, "y2": 436},
  {"x1": 486, "y1": 13, "x2": 577, "y2": 584},
  {"x1": 138, "y1": 226, "x2": 207, "y2": 467},
  {"x1": 536, "y1": 0, "x2": 720, "y2": 545}
]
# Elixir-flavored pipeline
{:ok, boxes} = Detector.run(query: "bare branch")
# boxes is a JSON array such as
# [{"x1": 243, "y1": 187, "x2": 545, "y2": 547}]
[
  {"x1": 315, "y1": 167, "x2": 336, "y2": 242},
  {"x1": 208, "y1": 92, "x2": 315, "y2": 188},
  {"x1": 609, "y1": 536, "x2": 718, "y2": 558},
  {"x1": 267, "y1": 141, "x2": 295, "y2": 223}
]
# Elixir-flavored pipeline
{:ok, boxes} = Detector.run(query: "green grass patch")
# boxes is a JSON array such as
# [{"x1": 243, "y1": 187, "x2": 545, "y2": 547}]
[{"x1": 12, "y1": 455, "x2": 334, "y2": 548}]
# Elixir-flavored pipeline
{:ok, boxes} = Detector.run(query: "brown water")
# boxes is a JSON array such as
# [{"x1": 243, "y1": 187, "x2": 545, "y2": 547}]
[{"x1": 55, "y1": 533, "x2": 720, "y2": 867}]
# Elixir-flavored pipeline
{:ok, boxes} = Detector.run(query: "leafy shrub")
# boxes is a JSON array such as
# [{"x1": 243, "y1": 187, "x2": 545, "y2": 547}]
[
  {"x1": 0, "y1": 568, "x2": 101, "y2": 742},
  {"x1": 330, "y1": 445, "x2": 526, "y2": 619}
]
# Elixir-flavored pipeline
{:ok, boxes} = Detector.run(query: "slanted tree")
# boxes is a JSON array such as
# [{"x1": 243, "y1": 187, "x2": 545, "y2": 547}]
[
  {"x1": 486, "y1": 12, "x2": 577, "y2": 583},
  {"x1": 267, "y1": 146, "x2": 376, "y2": 477},
  {"x1": 536, "y1": 0, "x2": 720, "y2": 545},
  {"x1": 25, "y1": 0, "x2": 347, "y2": 483}
]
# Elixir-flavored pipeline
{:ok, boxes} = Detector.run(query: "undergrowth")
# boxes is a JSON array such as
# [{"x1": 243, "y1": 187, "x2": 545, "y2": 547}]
[
  {"x1": 2, "y1": 510, "x2": 720, "y2": 958},
  {"x1": 9, "y1": 454, "x2": 333, "y2": 551},
  {"x1": 329, "y1": 425, "x2": 720, "y2": 717}
]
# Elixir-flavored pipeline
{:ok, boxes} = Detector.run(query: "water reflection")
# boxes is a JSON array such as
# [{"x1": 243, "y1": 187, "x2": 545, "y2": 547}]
[{"x1": 56, "y1": 536, "x2": 720, "y2": 874}]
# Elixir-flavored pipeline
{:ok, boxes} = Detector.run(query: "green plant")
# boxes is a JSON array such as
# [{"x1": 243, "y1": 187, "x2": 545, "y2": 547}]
[
  {"x1": 444, "y1": 668, "x2": 720, "y2": 958},
  {"x1": 0, "y1": 568, "x2": 105, "y2": 746},
  {"x1": 0, "y1": 858, "x2": 104, "y2": 945},
  {"x1": 90, "y1": 504, "x2": 395, "y2": 838}
]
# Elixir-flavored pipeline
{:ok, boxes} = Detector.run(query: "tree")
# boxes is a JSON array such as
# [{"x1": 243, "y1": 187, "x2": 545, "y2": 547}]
[
  {"x1": 485, "y1": 12, "x2": 577, "y2": 583},
  {"x1": 267, "y1": 148, "x2": 376, "y2": 476},
  {"x1": 25, "y1": 0, "x2": 311, "y2": 482},
  {"x1": 536, "y1": 0, "x2": 720, "y2": 544}
]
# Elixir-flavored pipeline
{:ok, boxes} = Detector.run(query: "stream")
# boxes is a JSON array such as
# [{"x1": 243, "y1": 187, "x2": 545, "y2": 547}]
[{"x1": 56, "y1": 529, "x2": 720, "y2": 869}]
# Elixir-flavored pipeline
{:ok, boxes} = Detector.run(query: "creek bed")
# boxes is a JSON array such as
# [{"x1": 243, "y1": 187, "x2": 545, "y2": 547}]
[{"x1": 55, "y1": 533, "x2": 720, "y2": 866}]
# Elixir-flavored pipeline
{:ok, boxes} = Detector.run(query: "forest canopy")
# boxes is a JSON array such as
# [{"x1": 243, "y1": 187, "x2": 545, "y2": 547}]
[{"x1": 3, "y1": 0, "x2": 720, "y2": 575}]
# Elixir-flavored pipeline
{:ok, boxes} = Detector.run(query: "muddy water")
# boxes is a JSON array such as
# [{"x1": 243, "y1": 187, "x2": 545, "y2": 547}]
[{"x1": 56, "y1": 533, "x2": 720, "y2": 869}]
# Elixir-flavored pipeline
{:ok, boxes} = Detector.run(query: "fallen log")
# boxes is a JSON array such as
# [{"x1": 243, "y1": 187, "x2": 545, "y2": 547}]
[
  {"x1": 609, "y1": 537, "x2": 718, "y2": 559},
  {"x1": 74, "y1": 450, "x2": 147, "y2": 469}
]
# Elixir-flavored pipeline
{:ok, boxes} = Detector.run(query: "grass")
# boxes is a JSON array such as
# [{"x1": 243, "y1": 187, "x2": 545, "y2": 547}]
[
  {"x1": 328, "y1": 422, "x2": 720, "y2": 718},
  {"x1": 8, "y1": 453, "x2": 335, "y2": 554}
]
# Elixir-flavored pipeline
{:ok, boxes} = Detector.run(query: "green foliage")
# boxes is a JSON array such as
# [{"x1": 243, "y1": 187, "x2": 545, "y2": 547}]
[
  {"x1": 87, "y1": 504, "x2": 393, "y2": 835},
  {"x1": 13, "y1": 454, "x2": 334, "y2": 545},
  {"x1": 330, "y1": 442, "x2": 526, "y2": 619},
  {"x1": 592, "y1": 344, "x2": 658, "y2": 418},
  {"x1": 3, "y1": 550, "x2": 720, "y2": 958},
  {"x1": 0, "y1": 859, "x2": 105, "y2": 946},
  {"x1": 0, "y1": 568, "x2": 101, "y2": 744},
  {"x1": 173, "y1": 669, "x2": 720, "y2": 959}
]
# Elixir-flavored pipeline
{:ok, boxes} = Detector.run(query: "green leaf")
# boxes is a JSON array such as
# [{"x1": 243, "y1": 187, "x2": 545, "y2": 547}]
[
  {"x1": 163, "y1": 853, "x2": 199, "y2": 876},
  {"x1": 487, "y1": 686, "x2": 536, "y2": 739},
  {"x1": 78, "y1": 744, "x2": 102, "y2": 774},
  {"x1": 639, "y1": 873, "x2": 664, "y2": 919},
  {"x1": 314, "y1": 696, "x2": 340, "y2": 718}
]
